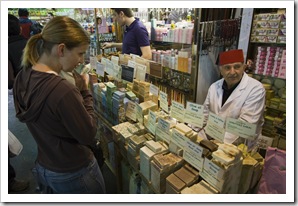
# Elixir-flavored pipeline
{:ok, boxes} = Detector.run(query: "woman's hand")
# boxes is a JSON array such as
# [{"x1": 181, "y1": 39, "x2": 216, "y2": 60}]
[{"x1": 72, "y1": 70, "x2": 89, "y2": 91}]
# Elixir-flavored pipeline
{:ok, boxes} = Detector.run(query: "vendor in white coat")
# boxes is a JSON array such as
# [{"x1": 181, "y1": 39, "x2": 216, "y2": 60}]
[{"x1": 203, "y1": 49, "x2": 266, "y2": 149}]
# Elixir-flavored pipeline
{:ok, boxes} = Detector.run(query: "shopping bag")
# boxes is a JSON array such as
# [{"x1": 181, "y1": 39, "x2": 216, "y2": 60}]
[
  {"x1": 8, "y1": 129, "x2": 23, "y2": 157},
  {"x1": 257, "y1": 147, "x2": 286, "y2": 194}
]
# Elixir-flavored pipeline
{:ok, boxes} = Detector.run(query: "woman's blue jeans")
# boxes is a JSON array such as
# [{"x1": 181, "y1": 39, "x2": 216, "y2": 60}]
[{"x1": 32, "y1": 156, "x2": 106, "y2": 194}]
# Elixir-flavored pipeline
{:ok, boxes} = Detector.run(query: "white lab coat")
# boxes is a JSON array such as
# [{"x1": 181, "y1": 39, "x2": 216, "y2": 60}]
[{"x1": 203, "y1": 72, "x2": 266, "y2": 146}]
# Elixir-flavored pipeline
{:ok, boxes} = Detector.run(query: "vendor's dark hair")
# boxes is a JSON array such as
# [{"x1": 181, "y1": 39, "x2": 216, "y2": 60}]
[
  {"x1": 8, "y1": 14, "x2": 21, "y2": 37},
  {"x1": 18, "y1": 8, "x2": 29, "y2": 17},
  {"x1": 112, "y1": 8, "x2": 134, "y2": 17}
]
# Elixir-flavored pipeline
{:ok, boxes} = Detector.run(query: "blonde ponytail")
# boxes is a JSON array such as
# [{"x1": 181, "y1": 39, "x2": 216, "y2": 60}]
[{"x1": 21, "y1": 33, "x2": 43, "y2": 68}]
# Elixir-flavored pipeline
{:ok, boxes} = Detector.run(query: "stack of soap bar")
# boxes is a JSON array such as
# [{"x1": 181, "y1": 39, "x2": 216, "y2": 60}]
[
  {"x1": 132, "y1": 79, "x2": 140, "y2": 93},
  {"x1": 238, "y1": 155, "x2": 258, "y2": 194},
  {"x1": 145, "y1": 140, "x2": 162, "y2": 153},
  {"x1": 174, "y1": 166, "x2": 197, "y2": 187},
  {"x1": 165, "y1": 173, "x2": 186, "y2": 194},
  {"x1": 181, "y1": 180, "x2": 219, "y2": 194},
  {"x1": 140, "y1": 146, "x2": 156, "y2": 181},
  {"x1": 139, "y1": 140, "x2": 168, "y2": 182},
  {"x1": 201, "y1": 143, "x2": 243, "y2": 193},
  {"x1": 126, "y1": 91, "x2": 136, "y2": 101},
  {"x1": 128, "y1": 135, "x2": 147, "y2": 156},
  {"x1": 126, "y1": 82, "x2": 133, "y2": 91},
  {"x1": 139, "y1": 100, "x2": 158, "y2": 115},
  {"x1": 151, "y1": 153, "x2": 184, "y2": 193}
]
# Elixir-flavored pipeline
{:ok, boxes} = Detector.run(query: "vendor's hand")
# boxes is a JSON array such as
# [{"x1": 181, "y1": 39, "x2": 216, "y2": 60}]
[
  {"x1": 72, "y1": 70, "x2": 89, "y2": 91},
  {"x1": 101, "y1": 42, "x2": 112, "y2": 49}
]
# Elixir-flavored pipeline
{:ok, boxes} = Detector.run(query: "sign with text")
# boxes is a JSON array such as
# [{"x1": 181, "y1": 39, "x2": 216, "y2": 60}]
[
  {"x1": 226, "y1": 118, "x2": 257, "y2": 140},
  {"x1": 171, "y1": 128, "x2": 187, "y2": 149},
  {"x1": 155, "y1": 118, "x2": 171, "y2": 143},
  {"x1": 125, "y1": 101, "x2": 136, "y2": 122},
  {"x1": 113, "y1": 64, "x2": 121, "y2": 80},
  {"x1": 159, "y1": 91, "x2": 169, "y2": 113},
  {"x1": 208, "y1": 112, "x2": 225, "y2": 128},
  {"x1": 111, "y1": 56, "x2": 119, "y2": 65},
  {"x1": 205, "y1": 121, "x2": 225, "y2": 142},
  {"x1": 200, "y1": 158, "x2": 225, "y2": 192},
  {"x1": 148, "y1": 110, "x2": 157, "y2": 135},
  {"x1": 96, "y1": 62, "x2": 105, "y2": 77},
  {"x1": 121, "y1": 65, "x2": 134, "y2": 83},
  {"x1": 183, "y1": 139, "x2": 204, "y2": 171},
  {"x1": 101, "y1": 57, "x2": 108, "y2": 66},
  {"x1": 184, "y1": 102, "x2": 204, "y2": 128},
  {"x1": 150, "y1": 84, "x2": 159, "y2": 96},
  {"x1": 136, "y1": 103, "x2": 143, "y2": 124},
  {"x1": 90, "y1": 56, "x2": 97, "y2": 71},
  {"x1": 105, "y1": 60, "x2": 114, "y2": 76},
  {"x1": 170, "y1": 101, "x2": 185, "y2": 122},
  {"x1": 135, "y1": 63, "x2": 147, "y2": 81},
  {"x1": 128, "y1": 60, "x2": 136, "y2": 78}
]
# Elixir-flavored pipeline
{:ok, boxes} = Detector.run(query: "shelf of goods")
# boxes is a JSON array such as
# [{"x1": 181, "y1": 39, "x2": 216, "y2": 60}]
[
  {"x1": 86, "y1": 8, "x2": 267, "y2": 194},
  {"x1": 247, "y1": 8, "x2": 286, "y2": 151},
  {"x1": 90, "y1": 78, "x2": 265, "y2": 194}
]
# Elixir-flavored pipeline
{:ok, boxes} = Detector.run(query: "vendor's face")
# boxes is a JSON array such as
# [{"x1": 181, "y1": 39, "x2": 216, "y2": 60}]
[
  {"x1": 220, "y1": 62, "x2": 244, "y2": 88},
  {"x1": 113, "y1": 11, "x2": 125, "y2": 26}
]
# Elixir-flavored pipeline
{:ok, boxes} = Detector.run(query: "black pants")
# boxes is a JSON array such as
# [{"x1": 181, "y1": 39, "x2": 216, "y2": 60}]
[{"x1": 8, "y1": 148, "x2": 16, "y2": 184}]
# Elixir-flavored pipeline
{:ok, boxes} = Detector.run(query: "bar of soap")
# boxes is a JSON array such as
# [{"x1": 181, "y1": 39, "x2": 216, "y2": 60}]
[
  {"x1": 218, "y1": 143, "x2": 241, "y2": 158},
  {"x1": 200, "y1": 139, "x2": 218, "y2": 152},
  {"x1": 166, "y1": 174, "x2": 186, "y2": 191},
  {"x1": 175, "y1": 123, "x2": 192, "y2": 135},
  {"x1": 212, "y1": 149, "x2": 235, "y2": 165}
]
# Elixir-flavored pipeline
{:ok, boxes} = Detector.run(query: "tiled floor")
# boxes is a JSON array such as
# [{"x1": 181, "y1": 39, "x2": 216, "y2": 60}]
[{"x1": 8, "y1": 91, "x2": 117, "y2": 194}]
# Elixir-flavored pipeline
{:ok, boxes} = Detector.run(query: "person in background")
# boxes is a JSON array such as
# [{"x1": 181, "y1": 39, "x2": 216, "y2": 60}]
[
  {"x1": 9, "y1": 14, "x2": 28, "y2": 90},
  {"x1": 47, "y1": 12, "x2": 54, "y2": 20},
  {"x1": 8, "y1": 14, "x2": 30, "y2": 193},
  {"x1": 18, "y1": 8, "x2": 41, "y2": 39},
  {"x1": 13, "y1": 16, "x2": 106, "y2": 194},
  {"x1": 203, "y1": 49, "x2": 265, "y2": 150},
  {"x1": 102, "y1": 8, "x2": 152, "y2": 60}
]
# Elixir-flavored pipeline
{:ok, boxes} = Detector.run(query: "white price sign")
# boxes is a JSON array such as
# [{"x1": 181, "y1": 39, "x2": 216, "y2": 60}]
[
  {"x1": 156, "y1": 118, "x2": 171, "y2": 143},
  {"x1": 159, "y1": 91, "x2": 169, "y2": 113},
  {"x1": 226, "y1": 118, "x2": 257, "y2": 140},
  {"x1": 184, "y1": 102, "x2": 204, "y2": 128},
  {"x1": 148, "y1": 110, "x2": 157, "y2": 135},
  {"x1": 183, "y1": 139, "x2": 204, "y2": 171}
]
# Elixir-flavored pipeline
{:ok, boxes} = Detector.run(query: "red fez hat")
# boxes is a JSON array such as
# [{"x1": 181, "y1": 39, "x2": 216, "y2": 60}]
[{"x1": 219, "y1": 49, "x2": 244, "y2": 66}]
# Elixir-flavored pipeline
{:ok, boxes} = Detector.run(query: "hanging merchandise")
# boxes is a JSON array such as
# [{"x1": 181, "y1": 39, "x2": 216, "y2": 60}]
[{"x1": 257, "y1": 147, "x2": 286, "y2": 194}]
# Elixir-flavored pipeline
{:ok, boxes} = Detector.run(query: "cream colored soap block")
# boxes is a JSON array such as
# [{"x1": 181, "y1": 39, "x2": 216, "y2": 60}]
[
  {"x1": 212, "y1": 149, "x2": 235, "y2": 166},
  {"x1": 175, "y1": 123, "x2": 193, "y2": 135},
  {"x1": 145, "y1": 140, "x2": 162, "y2": 153},
  {"x1": 238, "y1": 155, "x2": 258, "y2": 194},
  {"x1": 218, "y1": 143, "x2": 242, "y2": 160},
  {"x1": 192, "y1": 180, "x2": 219, "y2": 194}
]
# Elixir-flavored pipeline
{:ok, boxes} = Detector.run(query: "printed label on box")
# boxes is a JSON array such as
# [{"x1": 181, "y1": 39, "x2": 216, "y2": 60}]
[
  {"x1": 159, "y1": 91, "x2": 169, "y2": 113},
  {"x1": 226, "y1": 118, "x2": 257, "y2": 140},
  {"x1": 148, "y1": 110, "x2": 157, "y2": 135},
  {"x1": 184, "y1": 102, "x2": 204, "y2": 128},
  {"x1": 156, "y1": 118, "x2": 171, "y2": 143},
  {"x1": 170, "y1": 101, "x2": 185, "y2": 122},
  {"x1": 183, "y1": 139, "x2": 204, "y2": 171},
  {"x1": 171, "y1": 128, "x2": 187, "y2": 149}
]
